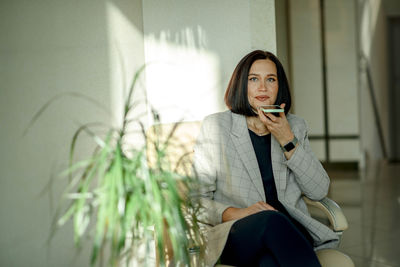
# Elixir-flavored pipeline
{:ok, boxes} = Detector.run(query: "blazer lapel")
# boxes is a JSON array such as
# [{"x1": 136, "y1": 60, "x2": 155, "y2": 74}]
[
  {"x1": 271, "y1": 135, "x2": 287, "y2": 193},
  {"x1": 230, "y1": 113, "x2": 266, "y2": 201}
]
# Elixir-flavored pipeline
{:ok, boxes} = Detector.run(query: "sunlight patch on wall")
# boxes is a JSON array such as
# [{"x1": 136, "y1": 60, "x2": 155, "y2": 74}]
[{"x1": 144, "y1": 27, "x2": 221, "y2": 124}]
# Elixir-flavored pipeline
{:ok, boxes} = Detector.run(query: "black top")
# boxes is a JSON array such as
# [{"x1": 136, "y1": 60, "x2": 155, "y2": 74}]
[
  {"x1": 248, "y1": 130, "x2": 314, "y2": 245},
  {"x1": 248, "y1": 130, "x2": 289, "y2": 215}
]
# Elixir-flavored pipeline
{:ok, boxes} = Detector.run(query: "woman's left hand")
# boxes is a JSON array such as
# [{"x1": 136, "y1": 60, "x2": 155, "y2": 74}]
[{"x1": 257, "y1": 103, "x2": 294, "y2": 147}]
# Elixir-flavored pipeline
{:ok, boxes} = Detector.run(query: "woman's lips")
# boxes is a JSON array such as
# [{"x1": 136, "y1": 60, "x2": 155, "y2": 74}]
[{"x1": 255, "y1": 96, "x2": 269, "y2": 101}]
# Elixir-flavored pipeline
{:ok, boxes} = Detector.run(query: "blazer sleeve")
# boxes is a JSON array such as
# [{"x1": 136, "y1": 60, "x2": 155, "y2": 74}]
[
  {"x1": 285, "y1": 118, "x2": 330, "y2": 200},
  {"x1": 191, "y1": 116, "x2": 231, "y2": 226}
]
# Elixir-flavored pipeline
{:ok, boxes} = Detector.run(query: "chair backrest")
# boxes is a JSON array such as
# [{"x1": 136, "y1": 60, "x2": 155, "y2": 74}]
[{"x1": 146, "y1": 121, "x2": 202, "y2": 176}]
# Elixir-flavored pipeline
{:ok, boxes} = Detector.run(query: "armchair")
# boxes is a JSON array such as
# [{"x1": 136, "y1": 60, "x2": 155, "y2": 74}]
[
  {"x1": 147, "y1": 121, "x2": 354, "y2": 267},
  {"x1": 302, "y1": 197, "x2": 353, "y2": 266}
]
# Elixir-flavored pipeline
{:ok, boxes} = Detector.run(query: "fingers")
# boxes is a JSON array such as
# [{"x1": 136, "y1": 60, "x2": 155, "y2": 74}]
[
  {"x1": 258, "y1": 103, "x2": 286, "y2": 121},
  {"x1": 266, "y1": 113, "x2": 278, "y2": 122},
  {"x1": 257, "y1": 107, "x2": 267, "y2": 121},
  {"x1": 279, "y1": 103, "x2": 286, "y2": 119},
  {"x1": 259, "y1": 201, "x2": 277, "y2": 211},
  {"x1": 254, "y1": 201, "x2": 277, "y2": 211},
  {"x1": 255, "y1": 202, "x2": 268, "y2": 211},
  {"x1": 244, "y1": 202, "x2": 278, "y2": 218},
  {"x1": 258, "y1": 109, "x2": 275, "y2": 129},
  {"x1": 246, "y1": 202, "x2": 265, "y2": 214},
  {"x1": 257, "y1": 108, "x2": 277, "y2": 124},
  {"x1": 257, "y1": 105, "x2": 291, "y2": 143}
]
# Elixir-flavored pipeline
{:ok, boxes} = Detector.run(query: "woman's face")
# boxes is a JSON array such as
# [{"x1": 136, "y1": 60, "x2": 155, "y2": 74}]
[{"x1": 247, "y1": 59, "x2": 279, "y2": 111}]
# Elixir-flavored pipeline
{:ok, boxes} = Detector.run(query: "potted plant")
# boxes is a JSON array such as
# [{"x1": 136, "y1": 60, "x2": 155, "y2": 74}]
[{"x1": 27, "y1": 66, "x2": 203, "y2": 266}]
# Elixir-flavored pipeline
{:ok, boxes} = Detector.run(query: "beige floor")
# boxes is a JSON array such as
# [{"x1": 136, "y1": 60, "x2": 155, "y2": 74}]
[{"x1": 327, "y1": 161, "x2": 400, "y2": 267}]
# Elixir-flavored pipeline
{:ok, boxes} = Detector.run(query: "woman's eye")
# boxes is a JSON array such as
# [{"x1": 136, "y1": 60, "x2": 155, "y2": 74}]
[
  {"x1": 249, "y1": 77, "x2": 258, "y2": 82},
  {"x1": 267, "y1": 77, "x2": 276, "y2": 82}
]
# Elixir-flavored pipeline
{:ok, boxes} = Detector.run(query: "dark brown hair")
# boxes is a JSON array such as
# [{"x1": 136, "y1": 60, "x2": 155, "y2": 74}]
[{"x1": 224, "y1": 50, "x2": 291, "y2": 116}]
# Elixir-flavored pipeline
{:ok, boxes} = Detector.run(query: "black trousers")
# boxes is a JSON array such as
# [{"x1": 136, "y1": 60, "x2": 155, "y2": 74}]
[{"x1": 220, "y1": 211, "x2": 321, "y2": 267}]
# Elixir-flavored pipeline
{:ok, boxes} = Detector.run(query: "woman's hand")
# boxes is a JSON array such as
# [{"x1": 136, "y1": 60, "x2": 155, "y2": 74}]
[
  {"x1": 257, "y1": 103, "x2": 294, "y2": 146},
  {"x1": 222, "y1": 201, "x2": 277, "y2": 222},
  {"x1": 257, "y1": 103, "x2": 298, "y2": 160}
]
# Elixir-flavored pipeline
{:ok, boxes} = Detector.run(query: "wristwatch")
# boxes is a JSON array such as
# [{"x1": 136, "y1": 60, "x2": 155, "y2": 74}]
[{"x1": 281, "y1": 136, "x2": 298, "y2": 152}]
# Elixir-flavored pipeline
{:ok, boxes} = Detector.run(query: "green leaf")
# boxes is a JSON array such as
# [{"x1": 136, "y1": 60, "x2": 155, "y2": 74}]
[{"x1": 40, "y1": 65, "x2": 205, "y2": 266}]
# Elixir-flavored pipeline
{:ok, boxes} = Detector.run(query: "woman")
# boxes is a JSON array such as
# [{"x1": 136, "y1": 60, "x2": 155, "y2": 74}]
[{"x1": 192, "y1": 50, "x2": 339, "y2": 266}]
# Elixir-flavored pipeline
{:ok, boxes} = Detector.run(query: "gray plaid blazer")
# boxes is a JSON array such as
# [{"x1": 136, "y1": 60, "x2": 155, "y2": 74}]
[{"x1": 192, "y1": 110, "x2": 339, "y2": 266}]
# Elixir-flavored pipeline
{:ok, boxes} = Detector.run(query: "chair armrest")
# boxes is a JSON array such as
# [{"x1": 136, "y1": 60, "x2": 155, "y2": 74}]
[{"x1": 303, "y1": 197, "x2": 348, "y2": 232}]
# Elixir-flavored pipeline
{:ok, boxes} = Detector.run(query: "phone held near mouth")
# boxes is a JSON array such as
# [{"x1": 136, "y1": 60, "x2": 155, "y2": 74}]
[{"x1": 259, "y1": 105, "x2": 284, "y2": 116}]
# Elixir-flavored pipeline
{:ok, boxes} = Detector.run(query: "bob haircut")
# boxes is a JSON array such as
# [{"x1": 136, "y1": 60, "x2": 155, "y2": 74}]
[{"x1": 224, "y1": 50, "x2": 292, "y2": 116}]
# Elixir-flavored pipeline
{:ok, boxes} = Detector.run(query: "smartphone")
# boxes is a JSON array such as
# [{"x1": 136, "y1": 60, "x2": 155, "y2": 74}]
[{"x1": 259, "y1": 105, "x2": 284, "y2": 116}]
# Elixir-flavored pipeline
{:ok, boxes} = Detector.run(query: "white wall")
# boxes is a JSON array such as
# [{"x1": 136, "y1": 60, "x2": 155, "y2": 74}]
[
  {"x1": 358, "y1": 0, "x2": 390, "y2": 162},
  {"x1": 289, "y1": 0, "x2": 326, "y2": 159},
  {"x1": 0, "y1": 0, "x2": 145, "y2": 266},
  {"x1": 325, "y1": 0, "x2": 360, "y2": 161},
  {"x1": 289, "y1": 0, "x2": 360, "y2": 162},
  {"x1": 142, "y1": 0, "x2": 277, "y2": 124},
  {"x1": 288, "y1": 0, "x2": 399, "y2": 164}
]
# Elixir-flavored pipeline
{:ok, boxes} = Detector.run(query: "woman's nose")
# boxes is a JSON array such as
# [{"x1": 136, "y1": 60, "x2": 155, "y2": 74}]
[{"x1": 259, "y1": 81, "x2": 268, "y2": 91}]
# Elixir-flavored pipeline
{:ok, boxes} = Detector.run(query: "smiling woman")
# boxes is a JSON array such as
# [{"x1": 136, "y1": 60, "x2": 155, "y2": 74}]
[
  {"x1": 193, "y1": 50, "x2": 339, "y2": 266},
  {"x1": 247, "y1": 59, "x2": 279, "y2": 109},
  {"x1": 224, "y1": 50, "x2": 292, "y2": 117}
]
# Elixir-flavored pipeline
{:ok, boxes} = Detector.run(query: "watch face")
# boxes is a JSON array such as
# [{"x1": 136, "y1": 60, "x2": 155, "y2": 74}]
[{"x1": 284, "y1": 142, "x2": 295, "y2": 152}]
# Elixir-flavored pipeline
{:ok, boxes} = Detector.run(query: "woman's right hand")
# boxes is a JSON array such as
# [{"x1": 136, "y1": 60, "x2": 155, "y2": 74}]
[{"x1": 222, "y1": 201, "x2": 277, "y2": 222}]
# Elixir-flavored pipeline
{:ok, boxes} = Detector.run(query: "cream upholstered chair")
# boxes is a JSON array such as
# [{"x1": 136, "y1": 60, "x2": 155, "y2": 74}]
[{"x1": 147, "y1": 121, "x2": 354, "y2": 267}]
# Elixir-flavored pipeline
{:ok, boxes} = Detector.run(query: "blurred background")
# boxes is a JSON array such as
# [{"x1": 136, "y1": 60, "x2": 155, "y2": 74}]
[{"x1": 1, "y1": 0, "x2": 399, "y2": 266}]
